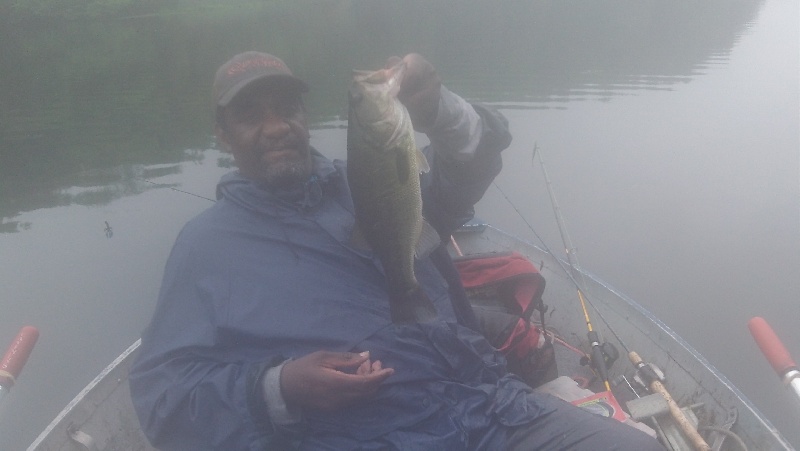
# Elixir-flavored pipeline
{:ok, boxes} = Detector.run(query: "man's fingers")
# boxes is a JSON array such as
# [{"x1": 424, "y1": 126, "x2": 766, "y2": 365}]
[
  {"x1": 333, "y1": 364, "x2": 393, "y2": 384},
  {"x1": 337, "y1": 369, "x2": 394, "y2": 400},
  {"x1": 318, "y1": 350, "x2": 370, "y2": 369},
  {"x1": 357, "y1": 358, "x2": 371, "y2": 375}
]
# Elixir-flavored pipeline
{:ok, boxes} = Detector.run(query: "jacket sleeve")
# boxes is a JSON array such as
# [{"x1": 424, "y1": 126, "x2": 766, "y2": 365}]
[
  {"x1": 420, "y1": 86, "x2": 512, "y2": 238},
  {"x1": 128, "y1": 228, "x2": 290, "y2": 450}
]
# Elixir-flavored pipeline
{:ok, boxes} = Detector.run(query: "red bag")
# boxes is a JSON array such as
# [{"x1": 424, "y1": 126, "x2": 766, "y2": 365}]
[{"x1": 454, "y1": 251, "x2": 556, "y2": 387}]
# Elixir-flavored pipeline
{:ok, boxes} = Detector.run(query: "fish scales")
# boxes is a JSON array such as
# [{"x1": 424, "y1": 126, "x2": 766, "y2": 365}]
[{"x1": 347, "y1": 63, "x2": 438, "y2": 323}]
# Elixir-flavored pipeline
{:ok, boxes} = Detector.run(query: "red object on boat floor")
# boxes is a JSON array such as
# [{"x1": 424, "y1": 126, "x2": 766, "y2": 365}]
[
  {"x1": 0, "y1": 326, "x2": 39, "y2": 388},
  {"x1": 748, "y1": 317, "x2": 798, "y2": 377},
  {"x1": 572, "y1": 390, "x2": 627, "y2": 422}
]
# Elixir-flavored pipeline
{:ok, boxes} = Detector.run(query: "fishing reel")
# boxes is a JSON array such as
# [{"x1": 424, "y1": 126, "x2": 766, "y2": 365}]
[
  {"x1": 632, "y1": 360, "x2": 666, "y2": 388},
  {"x1": 580, "y1": 331, "x2": 620, "y2": 371},
  {"x1": 579, "y1": 342, "x2": 620, "y2": 369}
]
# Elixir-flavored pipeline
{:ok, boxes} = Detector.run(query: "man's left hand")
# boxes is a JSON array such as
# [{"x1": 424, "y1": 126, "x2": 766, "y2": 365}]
[{"x1": 280, "y1": 350, "x2": 394, "y2": 412}]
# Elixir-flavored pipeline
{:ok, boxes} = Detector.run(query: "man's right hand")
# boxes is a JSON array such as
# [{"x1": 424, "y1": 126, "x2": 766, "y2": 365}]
[{"x1": 280, "y1": 350, "x2": 394, "y2": 412}]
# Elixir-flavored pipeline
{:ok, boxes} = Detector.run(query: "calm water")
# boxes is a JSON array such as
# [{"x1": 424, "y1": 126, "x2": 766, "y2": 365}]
[{"x1": 1, "y1": 1, "x2": 798, "y2": 449}]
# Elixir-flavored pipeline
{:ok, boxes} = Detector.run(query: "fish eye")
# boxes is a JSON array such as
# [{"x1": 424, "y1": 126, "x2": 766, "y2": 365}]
[{"x1": 350, "y1": 90, "x2": 363, "y2": 105}]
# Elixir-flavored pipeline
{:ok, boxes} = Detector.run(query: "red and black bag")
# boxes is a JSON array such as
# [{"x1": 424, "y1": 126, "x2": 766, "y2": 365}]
[{"x1": 453, "y1": 251, "x2": 557, "y2": 388}]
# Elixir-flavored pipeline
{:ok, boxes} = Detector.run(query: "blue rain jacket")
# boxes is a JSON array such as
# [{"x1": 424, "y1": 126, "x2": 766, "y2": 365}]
[{"x1": 129, "y1": 105, "x2": 554, "y2": 450}]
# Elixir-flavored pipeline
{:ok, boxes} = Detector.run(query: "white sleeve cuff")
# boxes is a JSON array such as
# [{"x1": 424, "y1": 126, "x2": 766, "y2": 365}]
[
  {"x1": 426, "y1": 86, "x2": 483, "y2": 162},
  {"x1": 262, "y1": 361, "x2": 303, "y2": 426}
]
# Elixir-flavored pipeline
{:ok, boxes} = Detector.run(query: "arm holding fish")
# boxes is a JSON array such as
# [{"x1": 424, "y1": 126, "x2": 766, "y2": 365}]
[
  {"x1": 420, "y1": 93, "x2": 510, "y2": 237},
  {"x1": 390, "y1": 54, "x2": 511, "y2": 237}
]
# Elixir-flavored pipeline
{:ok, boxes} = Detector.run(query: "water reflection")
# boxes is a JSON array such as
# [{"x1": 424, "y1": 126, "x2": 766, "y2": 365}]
[
  {"x1": 1, "y1": 0, "x2": 761, "y2": 229},
  {"x1": 0, "y1": 219, "x2": 31, "y2": 234},
  {"x1": 0, "y1": 149, "x2": 213, "y2": 233},
  {"x1": 0, "y1": 1, "x2": 761, "y2": 210}
]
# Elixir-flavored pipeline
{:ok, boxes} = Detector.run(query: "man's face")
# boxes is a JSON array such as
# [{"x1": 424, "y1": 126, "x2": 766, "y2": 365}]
[{"x1": 216, "y1": 81, "x2": 312, "y2": 188}]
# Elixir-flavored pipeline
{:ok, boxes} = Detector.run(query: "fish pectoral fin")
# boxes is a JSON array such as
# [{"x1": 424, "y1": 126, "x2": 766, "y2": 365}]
[
  {"x1": 414, "y1": 219, "x2": 441, "y2": 260},
  {"x1": 349, "y1": 222, "x2": 373, "y2": 251},
  {"x1": 395, "y1": 147, "x2": 429, "y2": 183},
  {"x1": 416, "y1": 148, "x2": 430, "y2": 174}
]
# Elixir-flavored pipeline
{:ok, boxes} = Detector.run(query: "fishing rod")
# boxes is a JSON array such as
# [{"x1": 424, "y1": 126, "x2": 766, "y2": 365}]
[
  {"x1": 493, "y1": 181, "x2": 622, "y2": 373},
  {"x1": 533, "y1": 145, "x2": 620, "y2": 393},
  {"x1": 494, "y1": 146, "x2": 627, "y2": 387},
  {"x1": 496, "y1": 145, "x2": 712, "y2": 450},
  {"x1": 534, "y1": 146, "x2": 712, "y2": 450},
  {"x1": 140, "y1": 179, "x2": 217, "y2": 202}
]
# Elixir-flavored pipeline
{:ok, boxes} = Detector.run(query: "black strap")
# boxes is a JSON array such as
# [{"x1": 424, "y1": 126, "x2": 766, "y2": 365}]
[{"x1": 429, "y1": 245, "x2": 480, "y2": 332}]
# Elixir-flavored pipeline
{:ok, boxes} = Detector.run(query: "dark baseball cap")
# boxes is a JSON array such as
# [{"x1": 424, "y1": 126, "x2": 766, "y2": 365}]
[{"x1": 213, "y1": 51, "x2": 309, "y2": 106}]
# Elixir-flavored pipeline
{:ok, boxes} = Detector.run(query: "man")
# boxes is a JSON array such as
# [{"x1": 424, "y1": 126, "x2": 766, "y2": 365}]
[{"x1": 130, "y1": 51, "x2": 663, "y2": 450}]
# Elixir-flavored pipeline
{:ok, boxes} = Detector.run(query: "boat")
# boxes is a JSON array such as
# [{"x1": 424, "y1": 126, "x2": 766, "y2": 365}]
[{"x1": 27, "y1": 223, "x2": 793, "y2": 450}]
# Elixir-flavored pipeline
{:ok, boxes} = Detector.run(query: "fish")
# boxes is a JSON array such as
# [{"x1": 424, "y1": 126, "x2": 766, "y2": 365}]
[{"x1": 346, "y1": 62, "x2": 441, "y2": 323}]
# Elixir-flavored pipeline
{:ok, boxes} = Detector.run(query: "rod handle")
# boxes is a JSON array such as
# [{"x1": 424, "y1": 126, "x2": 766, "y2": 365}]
[
  {"x1": 748, "y1": 317, "x2": 798, "y2": 377},
  {"x1": 0, "y1": 326, "x2": 40, "y2": 389},
  {"x1": 629, "y1": 351, "x2": 710, "y2": 451}
]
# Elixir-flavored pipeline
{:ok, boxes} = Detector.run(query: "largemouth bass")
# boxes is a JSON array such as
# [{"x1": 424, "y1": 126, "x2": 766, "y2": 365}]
[{"x1": 347, "y1": 62, "x2": 440, "y2": 323}]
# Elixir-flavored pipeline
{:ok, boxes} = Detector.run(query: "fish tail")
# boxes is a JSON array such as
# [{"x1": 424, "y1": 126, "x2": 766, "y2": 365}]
[{"x1": 389, "y1": 285, "x2": 438, "y2": 324}]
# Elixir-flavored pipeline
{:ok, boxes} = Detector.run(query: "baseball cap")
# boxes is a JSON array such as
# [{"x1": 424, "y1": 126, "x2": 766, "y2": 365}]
[{"x1": 213, "y1": 51, "x2": 309, "y2": 106}]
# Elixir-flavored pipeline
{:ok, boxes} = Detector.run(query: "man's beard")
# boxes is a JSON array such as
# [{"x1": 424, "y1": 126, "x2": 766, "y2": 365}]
[{"x1": 261, "y1": 152, "x2": 314, "y2": 189}]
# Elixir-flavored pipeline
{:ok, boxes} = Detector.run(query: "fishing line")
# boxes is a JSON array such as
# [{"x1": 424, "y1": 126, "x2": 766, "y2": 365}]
[
  {"x1": 496, "y1": 148, "x2": 721, "y2": 449},
  {"x1": 490, "y1": 181, "x2": 630, "y2": 353},
  {"x1": 534, "y1": 147, "x2": 594, "y2": 329},
  {"x1": 535, "y1": 145, "x2": 626, "y2": 392},
  {"x1": 492, "y1": 145, "x2": 630, "y2": 392},
  {"x1": 140, "y1": 178, "x2": 217, "y2": 202}
]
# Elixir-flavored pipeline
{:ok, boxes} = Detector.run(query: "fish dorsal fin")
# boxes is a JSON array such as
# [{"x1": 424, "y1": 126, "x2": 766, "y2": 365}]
[
  {"x1": 416, "y1": 148, "x2": 430, "y2": 174},
  {"x1": 414, "y1": 219, "x2": 441, "y2": 260}
]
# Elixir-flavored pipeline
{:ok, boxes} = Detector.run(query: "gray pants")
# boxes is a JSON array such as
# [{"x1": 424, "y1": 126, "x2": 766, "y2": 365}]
[{"x1": 507, "y1": 395, "x2": 665, "y2": 451}]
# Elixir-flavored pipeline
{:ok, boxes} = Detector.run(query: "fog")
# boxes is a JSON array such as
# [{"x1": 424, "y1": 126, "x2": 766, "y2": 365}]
[{"x1": 0, "y1": 0, "x2": 797, "y2": 448}]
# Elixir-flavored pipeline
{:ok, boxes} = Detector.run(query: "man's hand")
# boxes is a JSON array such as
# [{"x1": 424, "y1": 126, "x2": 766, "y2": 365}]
[
  {"x1": 280, "y1": 351, "x2": 394, "y2": 412},
  {"x1": 386, "y1": 53, "x2": 441, "y2": 132}
]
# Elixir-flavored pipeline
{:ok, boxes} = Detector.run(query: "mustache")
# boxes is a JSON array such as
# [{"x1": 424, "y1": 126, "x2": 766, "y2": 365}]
[{"x1": 259, "y1": 132, "x2": 307, "y2": 152}]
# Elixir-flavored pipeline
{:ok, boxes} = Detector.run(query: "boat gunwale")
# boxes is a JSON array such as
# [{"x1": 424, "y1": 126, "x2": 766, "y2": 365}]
[
  {"x1": 27, "y1": 339, "x2": 143, "y2": 450},
  {"x1": 464, "y1": 225, "x2": 791, "y2": 448}
]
